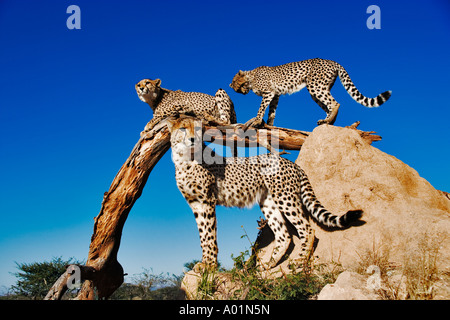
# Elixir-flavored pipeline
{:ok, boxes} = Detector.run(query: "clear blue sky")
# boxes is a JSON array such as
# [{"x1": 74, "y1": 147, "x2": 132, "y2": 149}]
[{"x1": 0, "y1": 0, "x2": 449, "y2": 290}]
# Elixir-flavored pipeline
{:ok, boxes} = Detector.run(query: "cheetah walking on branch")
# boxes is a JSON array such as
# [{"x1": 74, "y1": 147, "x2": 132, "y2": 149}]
[{"x1": 230, "y1": 58, "x2": 391, "y2": 128}]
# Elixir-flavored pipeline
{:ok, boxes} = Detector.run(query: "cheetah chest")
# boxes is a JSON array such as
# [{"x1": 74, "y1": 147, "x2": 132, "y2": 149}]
[{"x1": 175, "y1": 164, "x2": 214, "y2": 203}]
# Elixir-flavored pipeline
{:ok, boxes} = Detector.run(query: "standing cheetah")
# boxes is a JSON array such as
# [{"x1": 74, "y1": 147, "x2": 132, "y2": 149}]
[
  {"x1": 166, "y1": 116, "x2": 363, "y2": 270},
  {"x1": 136, "y1": 78, "x2": 237, "y2": 133},
  {"x1": 230, "y1": 58, "x2": 391, "y2": 128}
]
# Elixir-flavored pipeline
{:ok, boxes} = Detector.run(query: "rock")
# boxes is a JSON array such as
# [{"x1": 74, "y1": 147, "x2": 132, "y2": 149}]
[
  {"x1": 294, "y1": 124, "x2": 450, "y2": 273},
  {"x1": 180, "y1": 270, "x2": 199, "y2": 300},
  {"x1": 317, "y1": 271, "x2": 380, "y2": 300},
  {"x1": 181, "y1": 270, "x2": 244, "y2": 300},
  {"x1": 252, "y1": 124, "x2": 449, "y2": 299}
]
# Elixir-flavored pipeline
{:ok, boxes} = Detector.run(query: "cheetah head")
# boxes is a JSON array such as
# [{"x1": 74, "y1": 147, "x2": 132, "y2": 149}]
[
  {"x1": 166, "y1": 116, "x2": 204, "y2": 163},
  {"x1": 230, "y1": 70, "x2": 251, "y2": 95},
  {"x1": 135, "y1": 78, "x2": 162, "y2": 109}
]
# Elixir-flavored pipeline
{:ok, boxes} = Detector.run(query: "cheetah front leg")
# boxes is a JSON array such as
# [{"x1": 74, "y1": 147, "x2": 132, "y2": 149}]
[
  {"x1": 141, "y1": 114, "x2": 165, "y2": 136},
  {"x1": 243, "y1": 92, "x2": 275, "y2": 130},
  {"x1": 189, "y1": 201, "x2": 219, "y2": 272},
  {"x1": 266, "y1": 95, "x2": 280, "y2": 126},
  {"x1": 142, "y1": 104, "x2": 189, "y2": 135}
]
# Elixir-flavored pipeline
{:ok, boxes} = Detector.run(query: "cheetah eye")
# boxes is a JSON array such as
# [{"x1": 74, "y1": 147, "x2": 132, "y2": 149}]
[{"x1": 145, "y1": 81, "x2": 150, "y2": 85}]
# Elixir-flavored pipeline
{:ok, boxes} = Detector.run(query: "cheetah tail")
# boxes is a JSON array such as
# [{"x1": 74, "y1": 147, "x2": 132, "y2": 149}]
[
  {"x1": 299, "y1": 168, "x2": 363, "y2": 228},
  {"x1": 214, "y1": 88, "x2": 237, "y2": 124},
  {"x1": 338, "y1": 64, "x2": 391, "y2": 108}
]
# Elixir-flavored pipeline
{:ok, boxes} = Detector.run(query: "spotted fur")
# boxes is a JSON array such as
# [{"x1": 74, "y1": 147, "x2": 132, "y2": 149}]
[
  {"x1": 167, "y1": 116, "x2": 363, "y2": 270},
  {"x1": 136, "y1": 78, "x2": 237, "y2": 133},
  {"x1": 230, "y1": 58, "x2": 391, "y2": 127}
]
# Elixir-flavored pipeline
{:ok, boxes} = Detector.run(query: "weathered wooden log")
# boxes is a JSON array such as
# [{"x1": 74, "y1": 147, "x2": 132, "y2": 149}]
[
  {"x1": 204, "y1": 123, "x2": 310, "y2": 151},
  {"x1": 44, "y1": 265, "x2": 96, "y2": 300},
  {"x1": 205, "y1": 121, "x2": 380, "y2": 150}
]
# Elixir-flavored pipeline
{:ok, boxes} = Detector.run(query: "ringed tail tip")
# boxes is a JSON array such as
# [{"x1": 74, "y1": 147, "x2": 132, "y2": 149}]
[
  {"x1": 339, "y1": 209, "x2": 363, "y2": 227},
  {"x1": 382, "y1": 90, "x2": 392, "y2": 100},
  {"x1": 373, "y1": 90, "x2": 391, "y2": 107}
]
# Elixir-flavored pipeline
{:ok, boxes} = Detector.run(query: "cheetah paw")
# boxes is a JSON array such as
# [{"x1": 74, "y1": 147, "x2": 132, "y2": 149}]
[
  {"x1": 243, "y1": 117, "x2": 264, "y2": 130},
  {"x1": 192, "y1": 261, "x2": 218, "y2": 273}
]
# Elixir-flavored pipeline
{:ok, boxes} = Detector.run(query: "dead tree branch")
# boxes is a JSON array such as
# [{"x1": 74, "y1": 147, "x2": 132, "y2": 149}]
[
  {"x1": 205, "y1": 121, "x2": 380, "y2": 149},
  {"x1": 204, "y1": 123, "x2": 310, "y2": 151},
  {"x1": 45, "y1": 125, "x2": 171, "y2": 300}
]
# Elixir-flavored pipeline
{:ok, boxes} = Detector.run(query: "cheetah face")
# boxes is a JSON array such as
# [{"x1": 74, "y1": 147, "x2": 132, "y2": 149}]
[
  {"x1": 135, "y1": 78, "x2": 162, "y2": 105},
  {"x1": 166, "y1": 117, "x2": 203, "y2": 163},
  {"x1": 230, "y1": 71, "x2": 250, "y2": 95}
]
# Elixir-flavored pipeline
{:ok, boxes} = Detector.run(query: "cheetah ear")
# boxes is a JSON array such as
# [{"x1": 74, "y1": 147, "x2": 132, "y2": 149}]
[
  {"x1": 154, "y1": 79, "x2": 161, "y2": 87},
  {"x1": 238, "y1": 70, "x2": 245, "y2": 76}
]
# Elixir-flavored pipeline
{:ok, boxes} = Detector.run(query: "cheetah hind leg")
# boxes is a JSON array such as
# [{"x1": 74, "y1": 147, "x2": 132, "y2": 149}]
[
  {"x1": 285, "y1": 208, "x2": 315, "y2": 265},
  {"x1": 259, "y1": 194, "x2": 291, "y2": 269},
  {"x1": 317, "y1": 100, "x2": 340, "y2": 125},
  {"x1": 271, "y1": 196, "x2": 316, "y2": 268},
  {"x1": 308, "y1": 86, "x2": 340, "y2": 125}
]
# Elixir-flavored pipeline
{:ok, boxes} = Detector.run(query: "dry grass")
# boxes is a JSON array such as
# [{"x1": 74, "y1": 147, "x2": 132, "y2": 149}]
[
  {"x1": 356, "y1": 235, "x2": 394, "y2": 276},
  {"x1": 356, "y1": 229, "x2": 448, "y2": 300},
  {"x1": 401, "y1": 230, "x2": 447, "y2": 299}
]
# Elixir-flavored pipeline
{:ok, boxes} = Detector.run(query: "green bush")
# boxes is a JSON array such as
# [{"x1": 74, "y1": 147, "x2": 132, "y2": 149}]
[{"x1": 227, "y1": 248, "x2": 338, "y2": 300}]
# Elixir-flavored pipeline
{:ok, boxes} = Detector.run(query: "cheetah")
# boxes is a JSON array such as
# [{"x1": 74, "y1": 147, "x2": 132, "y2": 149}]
[
  {"x1": 136, "y1": 78, "x2": 237, "y2": 133},
  {"x1": 166, "y1": 115, "x2": 363, "y2": 270},
  {"x1": 230, "y1": 58, "x2": 391, "y2": 128}
]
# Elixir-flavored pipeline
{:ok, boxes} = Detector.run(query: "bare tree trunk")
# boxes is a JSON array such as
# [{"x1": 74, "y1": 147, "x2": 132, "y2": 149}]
[
  {"x1": 45, "y1": 118, "x2": 380, "y2": 300},
  {"x1": 45, "y1": 125, "x2": 171, "y2": 300}
]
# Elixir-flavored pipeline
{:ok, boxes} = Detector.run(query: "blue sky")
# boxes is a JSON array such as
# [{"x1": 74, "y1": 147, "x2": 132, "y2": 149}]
[{"x1": 0, "y1": 0, "x2": 449, "y2": 290}]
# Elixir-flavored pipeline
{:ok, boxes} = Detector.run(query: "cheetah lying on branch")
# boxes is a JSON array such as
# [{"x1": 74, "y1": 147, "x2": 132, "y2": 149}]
[
  {"x1": 136, "y1": 78, "x2": 237, "y2": 133},
  {"x1": 166, "y1": 116, "x2": 363, "y2": 271}
]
